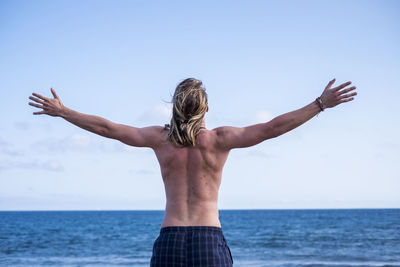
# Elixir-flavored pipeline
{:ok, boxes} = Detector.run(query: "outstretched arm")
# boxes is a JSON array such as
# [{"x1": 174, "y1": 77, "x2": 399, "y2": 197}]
[
  {"x1": 28, "y1": 88, "x2": 164, "y2": 148},
  {"x1": 215, "y1": 78, "x2": 357, "y2": 150}
]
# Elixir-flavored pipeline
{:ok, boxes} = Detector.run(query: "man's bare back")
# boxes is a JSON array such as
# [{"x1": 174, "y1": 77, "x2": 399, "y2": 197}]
[{"x1": 154, "y1": 125, "x2": 229, "y2": 228}]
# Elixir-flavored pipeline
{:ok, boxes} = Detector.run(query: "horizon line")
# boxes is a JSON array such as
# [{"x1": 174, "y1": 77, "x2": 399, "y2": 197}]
[{"x1": 1, "y1": 207, "x2": 399, "y2": 212}]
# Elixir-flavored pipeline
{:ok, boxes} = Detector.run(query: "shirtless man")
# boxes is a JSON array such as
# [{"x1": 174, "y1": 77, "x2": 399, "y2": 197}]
[{"x1": 28, "y1": 78, "x2": 357, "y2": 266}]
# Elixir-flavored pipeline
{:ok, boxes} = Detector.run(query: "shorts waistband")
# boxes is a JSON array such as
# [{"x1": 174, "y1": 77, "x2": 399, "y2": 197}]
[{"x1": 160, "y1": 226, "x2": 223, "y2": 233}]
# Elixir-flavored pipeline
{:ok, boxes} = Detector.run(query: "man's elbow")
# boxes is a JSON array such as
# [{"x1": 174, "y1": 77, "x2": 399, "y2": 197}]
[
  {"x1": 101, "y1": 122, "x2": 116, "y2": 139},
  {"x1": 268, "y1": 127, "x2": 282, "y2": 139},
  {"x1": 262, "y1": 122, "x2": 282, "y2": 140}
]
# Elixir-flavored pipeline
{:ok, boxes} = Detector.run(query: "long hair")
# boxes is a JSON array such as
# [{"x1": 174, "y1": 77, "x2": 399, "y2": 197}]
[{"x1": 165, "y1": 78, "x2": 208, "y2": 147}]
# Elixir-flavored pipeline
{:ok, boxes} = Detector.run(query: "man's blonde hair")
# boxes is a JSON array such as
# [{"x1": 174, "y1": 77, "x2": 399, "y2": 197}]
[{"x1": 165, "y1": 78, "x2": 208, "y2": 147}]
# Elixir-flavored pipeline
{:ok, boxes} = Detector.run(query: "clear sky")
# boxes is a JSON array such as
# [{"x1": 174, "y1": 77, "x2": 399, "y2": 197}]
[{"x1": 1, "y1": 0, "x2": 399, "y2": 210}]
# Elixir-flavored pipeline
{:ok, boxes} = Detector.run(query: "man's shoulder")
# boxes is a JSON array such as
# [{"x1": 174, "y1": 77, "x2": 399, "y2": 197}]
[
  {"x1": 200, "y1": 127, "x2": 230, "y2": 151},
  {"x1": 209, "y1": 126, "x2": 233, "y2": 142}
]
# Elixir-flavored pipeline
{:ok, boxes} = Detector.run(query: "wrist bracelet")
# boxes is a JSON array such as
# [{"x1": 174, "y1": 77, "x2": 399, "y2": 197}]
[{"x1": 315, "y1": 97, "x2": 325, "y2": 112}]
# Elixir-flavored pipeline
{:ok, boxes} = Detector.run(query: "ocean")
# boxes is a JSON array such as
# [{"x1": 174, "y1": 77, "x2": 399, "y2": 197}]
[{"x1": 1, "y1": 209, "x2": 399, "y2": 266}]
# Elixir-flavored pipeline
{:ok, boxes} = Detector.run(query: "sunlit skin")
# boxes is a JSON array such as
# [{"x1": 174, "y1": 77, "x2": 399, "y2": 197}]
[{"x1": 29, "y1": 78, "x2": 357, "y2": 228}]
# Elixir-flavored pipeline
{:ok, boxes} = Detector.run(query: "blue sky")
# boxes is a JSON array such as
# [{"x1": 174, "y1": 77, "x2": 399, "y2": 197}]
[{"x1": 0, "y1": 0, "x2": 399, "y2": 210}]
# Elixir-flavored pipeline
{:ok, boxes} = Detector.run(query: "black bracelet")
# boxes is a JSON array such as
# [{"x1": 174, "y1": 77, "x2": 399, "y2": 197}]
[{"x1": 315, "y1": 97, "x2": 325, "y2": 112}]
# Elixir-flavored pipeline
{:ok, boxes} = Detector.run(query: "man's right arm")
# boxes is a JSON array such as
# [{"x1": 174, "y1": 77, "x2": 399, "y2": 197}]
[
  {"x1": 28, "y1": 88, "x2": 164, "y2": 148},
  {"x1": 215, "y1": 78, "x2": 357, "y2": 150}
]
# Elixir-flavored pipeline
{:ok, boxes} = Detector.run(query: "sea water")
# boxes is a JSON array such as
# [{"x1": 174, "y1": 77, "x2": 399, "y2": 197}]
[{"x1": 1, "y1": 209, "x2": 399, "y2": 266}]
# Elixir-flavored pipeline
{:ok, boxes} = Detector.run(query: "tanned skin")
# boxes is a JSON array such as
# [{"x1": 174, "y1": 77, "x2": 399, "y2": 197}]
[{"x1": 28, "y1": 78, "x2": 357, "y2": 228}]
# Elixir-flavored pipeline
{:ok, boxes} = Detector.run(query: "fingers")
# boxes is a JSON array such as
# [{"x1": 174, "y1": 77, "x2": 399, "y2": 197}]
[
  {"x1": 340, "y1": 92, "x2": 357, "y2": 99},
  {"x1": 325, "y1": 78, "x2": 336, "y2": 90},
  {"x1": 29, "y1": 96, "x2": 45, "y2": 105},
  {"x1": 333, "y1": 81, "x2": 352, "y2": 91},
  {"x1": 29, "y1": 90, "x2": 54, "y2": 116},
  {"x1": 51, "y1": 88, "x2": 59, "y2": 99},
  {"x1": 32, "y1": 92, "x2": 49, "y2": 102},
  {"x1": 338, "y1": 86, "x2": 357, "y2": 95},
  {"x1": 338, "y1": 97, "x2": 354, "y2": 104},
  {"x1": 28, "y1": 102, "x2": 44, "y2": 109},
  {"x1": 336, "y1": 83, "x2": 357, "y2": 103}
]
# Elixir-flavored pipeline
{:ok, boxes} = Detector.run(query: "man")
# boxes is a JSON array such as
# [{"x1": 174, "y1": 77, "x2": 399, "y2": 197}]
[{"x1": 28, "y1": 77, "x2": 357, "y2": 266}]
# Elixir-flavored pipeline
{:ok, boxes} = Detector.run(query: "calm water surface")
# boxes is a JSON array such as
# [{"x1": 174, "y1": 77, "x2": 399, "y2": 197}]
[{"x1": 1, "y1": 209, "x2": 399, "y2": 266}]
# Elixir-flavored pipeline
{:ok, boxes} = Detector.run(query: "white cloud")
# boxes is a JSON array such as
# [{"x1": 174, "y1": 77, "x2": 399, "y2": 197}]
[
  {"x1": 0, "y1": 138, "x2": 22, "y2": 156},
  {"x1": 137, "y1": 103, "x2": 172, "y2": 124},
  {"x1": 69, "y1": 134, "x2": 91, "y2": 149},
  {"x1": 0, "y1": 159, "x2": 64, "y2": 172},
  {"x1": 14, "y1": 121, "x2": 30, "y2": 130},
  {"x1": 154, "y1": 104, "x2": 172, "y2": 118},
  {"x1": 123, "y1": 144, "x2": 138, "y2": 152},
  {"x1": 246, "y1": 149, "x2": 275, "y2": 158},
  {"x1": 29, "y1": 133, "x2": 153, "y2": 155},
  {"x1": 128, "y1": 168, "x2": 154, "y2": 175},
  {"x1": 252, "y1": 110, "x2": 274, "y2": 124},
  {"x1": 31, "y1": 133, "x2": 92, "y2": 152}
]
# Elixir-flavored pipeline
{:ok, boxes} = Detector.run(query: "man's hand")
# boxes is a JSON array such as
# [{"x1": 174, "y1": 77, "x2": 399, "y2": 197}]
[
  {"x1": 29, "y1": 88, "x2": 64, "y2": 117},
  {"x1": 320, "y1": 78, "x2": 357, "y2": 109}
]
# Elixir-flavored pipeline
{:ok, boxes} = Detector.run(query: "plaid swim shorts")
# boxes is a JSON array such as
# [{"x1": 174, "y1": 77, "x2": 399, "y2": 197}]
[{"x1": 150, "y1": 226, "x2": 233, "y2": 267}]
